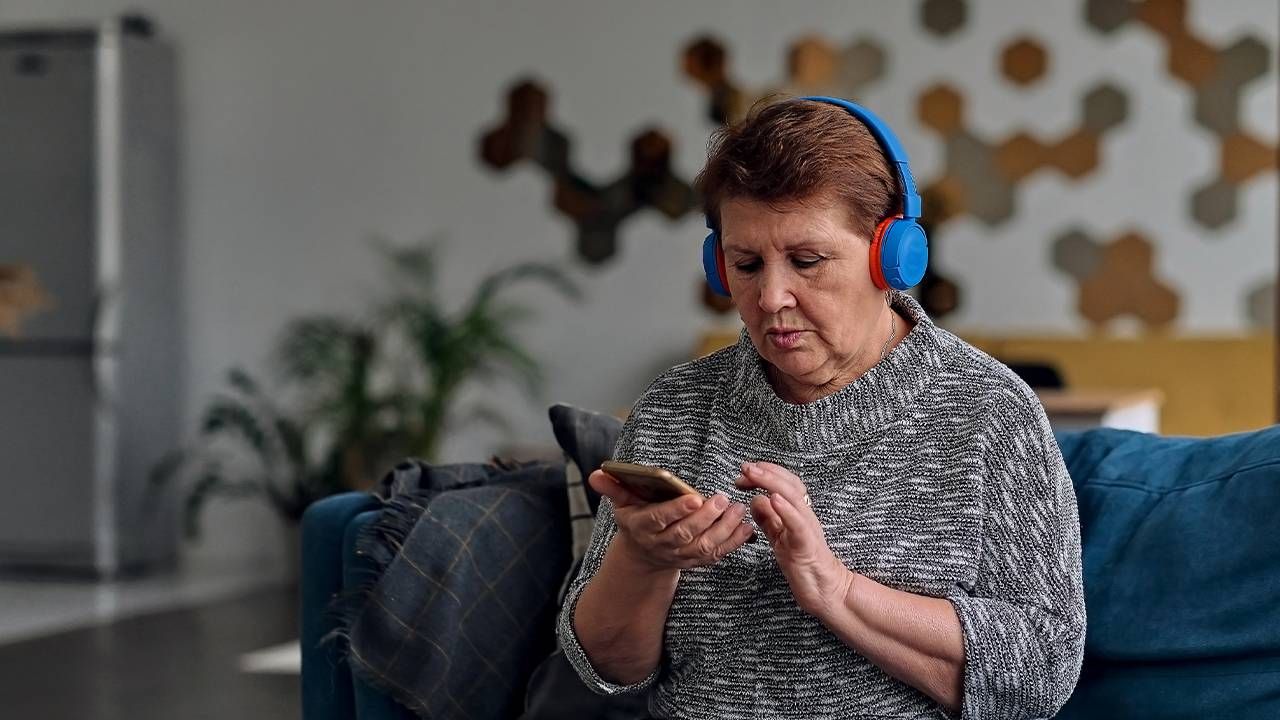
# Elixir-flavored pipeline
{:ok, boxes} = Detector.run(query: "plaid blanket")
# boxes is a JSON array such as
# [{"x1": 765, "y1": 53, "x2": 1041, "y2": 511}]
[{"x1": 341, "y1": 458, "x2": 572, "y2": 719}]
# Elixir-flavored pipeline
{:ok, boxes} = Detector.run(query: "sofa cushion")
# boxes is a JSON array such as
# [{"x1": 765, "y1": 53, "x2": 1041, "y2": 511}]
[
  {"x1": 1054, "y1": 425, "x2": 1280, "y2": 718},
  {"x1": 527, "y1": 404, "x2": 651, "y2": 720},
  {"x1": 549, "y1": 403, "x2": 625, "y2": 563},
  {"x1": 548, "y1": 402, "x2": 624, "y2": 515}
]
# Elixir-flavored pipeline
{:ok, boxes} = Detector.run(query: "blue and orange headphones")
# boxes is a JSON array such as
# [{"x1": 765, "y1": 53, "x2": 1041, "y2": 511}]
[{"x1": 702, "y1": 96, "x2": 929, "y2": 297}]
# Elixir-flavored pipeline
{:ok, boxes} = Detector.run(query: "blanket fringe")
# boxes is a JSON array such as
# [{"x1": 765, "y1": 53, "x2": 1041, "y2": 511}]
[{"x1": 318, "y1": 491, "x2": 432, "y2": 662}]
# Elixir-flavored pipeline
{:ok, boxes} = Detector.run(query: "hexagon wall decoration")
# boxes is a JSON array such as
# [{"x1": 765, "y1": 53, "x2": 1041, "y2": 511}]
[
  {"x1": 1052, "y1": 228, "x2": 1181, "y2": 330},
  {"x1": 918, "y1": 80, "x2": 1128, "y2": 227},
  {"x1": 479, "y1": 79, "x2": 698, "y2": 264},
  {"x1": 681, "y1": 34, "x2": 887, "y2": 125},
  {"x1": 1001, "y1": 37, "x2": 1049, "y2": 87},
  {"x1": 1084, "y1": 0, "x2": 1277, "y2": 229}
]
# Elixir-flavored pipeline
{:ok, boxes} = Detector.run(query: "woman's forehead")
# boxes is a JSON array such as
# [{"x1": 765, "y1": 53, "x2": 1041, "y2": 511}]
[{"x1": 720, "y1": 198, "x2": 855, "y2": 251}]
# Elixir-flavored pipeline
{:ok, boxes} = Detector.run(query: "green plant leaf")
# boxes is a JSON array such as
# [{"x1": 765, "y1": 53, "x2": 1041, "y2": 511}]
[
  {"x1": 468, "y1": 262, "x2": 582, "y2": 315},
  {"x1": 227, "y1": 366, "x2": 262, "y2": 398},
  {"x1": 377, "y1": 237, "x2": 444, "y2": 308},
  {"x1": 147, "y1": 448, "x2": 188, "y2": 490},
  {"x1": 276, "y1": 316, "x2": 364, "y2": 386},
  {"x1": 200, "y1": 398, "x2": 269, "y2": 454},
  {"x1": 273, "y1": 416, "x2": 307, "y2": 467},
  {"x1": 162, "y1": 239, "x2": 583, "y2": 535}
]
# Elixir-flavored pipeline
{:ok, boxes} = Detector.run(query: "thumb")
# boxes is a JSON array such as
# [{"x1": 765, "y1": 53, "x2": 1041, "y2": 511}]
[{"x1": 589, "y1": 468, "x2": 642, "y2": 508}]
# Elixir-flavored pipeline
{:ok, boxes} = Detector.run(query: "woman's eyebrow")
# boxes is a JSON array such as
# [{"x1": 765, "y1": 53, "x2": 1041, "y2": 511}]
[{"x1": 723, "y1": 238, "x2": 832, "y2": 254}]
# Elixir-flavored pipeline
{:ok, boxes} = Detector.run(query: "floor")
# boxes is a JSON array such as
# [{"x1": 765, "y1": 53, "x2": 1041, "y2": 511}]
[
  {"x1": 0, "y1": 554, "x2": 291, "y2": 645},
  {"x1": 0, "y1": 585, "x2": 300, "y2": 720}
]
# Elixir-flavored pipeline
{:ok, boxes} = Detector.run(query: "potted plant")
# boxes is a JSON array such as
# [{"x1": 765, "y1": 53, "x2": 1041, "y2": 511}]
[{"x1": 151, "y1": 241, "x2": 580, "y2": 538}]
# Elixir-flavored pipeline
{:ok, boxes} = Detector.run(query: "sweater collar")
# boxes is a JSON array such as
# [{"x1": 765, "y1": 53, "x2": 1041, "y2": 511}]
[{"x1": 723, "y1": 291, "x2": 948, "y2": 449}]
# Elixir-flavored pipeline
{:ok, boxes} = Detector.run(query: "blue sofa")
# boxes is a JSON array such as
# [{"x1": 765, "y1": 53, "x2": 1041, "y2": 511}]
[{"x1": 301, "y1": 425, "x2": 1280, "y2": 719}]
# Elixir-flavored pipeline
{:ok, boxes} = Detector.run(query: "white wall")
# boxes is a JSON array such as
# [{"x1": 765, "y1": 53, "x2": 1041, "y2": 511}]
[{"x1": 2, "y1": 0, "x2": 1275, "y2": 571}]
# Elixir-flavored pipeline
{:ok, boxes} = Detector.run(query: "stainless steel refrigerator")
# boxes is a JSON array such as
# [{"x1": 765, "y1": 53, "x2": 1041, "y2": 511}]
[{"x1": 0, "y1": 18, "x2": 180, "y2": 577}]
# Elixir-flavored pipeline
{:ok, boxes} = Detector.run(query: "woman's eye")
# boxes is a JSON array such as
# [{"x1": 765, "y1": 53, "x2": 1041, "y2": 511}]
[
  {"x1": 792, "y1": 257, "x2": 823, "y2": 269},
  {"x1": 734, "y1": 260, "x2": 761, "y2": 273}
]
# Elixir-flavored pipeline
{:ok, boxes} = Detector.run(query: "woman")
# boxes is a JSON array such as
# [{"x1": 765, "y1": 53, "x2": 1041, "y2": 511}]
[{"x1": 556, "y1": 96, "x2": 1086, "y2": 720}]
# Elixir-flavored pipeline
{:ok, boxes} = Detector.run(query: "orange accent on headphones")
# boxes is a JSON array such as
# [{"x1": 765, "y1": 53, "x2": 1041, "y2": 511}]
[{"x1": 868, "y1": 215, "x2": 900, "y2": 291}]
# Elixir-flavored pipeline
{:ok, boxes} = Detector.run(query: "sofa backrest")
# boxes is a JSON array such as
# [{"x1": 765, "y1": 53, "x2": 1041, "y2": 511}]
[{"x1": 1054, "y1": 425, "x2": 1280, "y2": 717}]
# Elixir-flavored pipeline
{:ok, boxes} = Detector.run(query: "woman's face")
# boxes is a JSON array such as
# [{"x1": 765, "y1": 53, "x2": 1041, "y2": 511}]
[{"x1": 720, "y1": 196, "x2": 888, "y2": 393}]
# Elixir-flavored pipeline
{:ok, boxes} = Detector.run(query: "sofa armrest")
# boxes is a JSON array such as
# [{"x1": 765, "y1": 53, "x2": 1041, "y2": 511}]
[{"x1": 300, "y1": 493, "x2": 381, "y2": 720}]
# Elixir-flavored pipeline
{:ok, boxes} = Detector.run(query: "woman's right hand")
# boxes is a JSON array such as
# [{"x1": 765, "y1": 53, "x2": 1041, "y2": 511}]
[{"x1": 588, "y1": 468, "x2": 755, "y2": 571}]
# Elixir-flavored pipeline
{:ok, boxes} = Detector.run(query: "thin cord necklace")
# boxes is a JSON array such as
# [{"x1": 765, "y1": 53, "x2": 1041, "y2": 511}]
[{"x1": 878, "y1": 295, "x2": 897, "y2": 363}]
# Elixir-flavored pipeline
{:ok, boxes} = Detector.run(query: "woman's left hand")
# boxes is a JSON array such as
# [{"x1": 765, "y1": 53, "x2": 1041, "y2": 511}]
[{"x1": 736, "y1": 461, "x2": 854, "y2": 618}]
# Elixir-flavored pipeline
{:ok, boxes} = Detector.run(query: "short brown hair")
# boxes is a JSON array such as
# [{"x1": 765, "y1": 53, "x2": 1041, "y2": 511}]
[{"x1": 694, "y1": 96, "x2": 899, "y2": 241}]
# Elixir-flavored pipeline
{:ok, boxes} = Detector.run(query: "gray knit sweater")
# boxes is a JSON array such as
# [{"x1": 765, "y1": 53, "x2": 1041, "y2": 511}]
[{"x1": 558, "y1": 291, "x2": 1086, "y2": 720}]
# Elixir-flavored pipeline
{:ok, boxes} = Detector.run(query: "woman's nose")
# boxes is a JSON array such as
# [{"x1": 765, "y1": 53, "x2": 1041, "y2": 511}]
[{"x1": 757, "y1": 269, "x2": 797, "y2": 314}]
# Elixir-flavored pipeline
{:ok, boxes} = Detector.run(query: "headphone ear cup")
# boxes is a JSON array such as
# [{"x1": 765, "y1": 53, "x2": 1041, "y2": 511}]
[
  {"x1": 879, "y1": 219, "x2": 929, "y2": 291},
  {"x1": 869, "y1": 216, "x2": 896, "y2": 291},
  {"x1": 703, "y1": 232, "x2": 731, "y2": 297}
]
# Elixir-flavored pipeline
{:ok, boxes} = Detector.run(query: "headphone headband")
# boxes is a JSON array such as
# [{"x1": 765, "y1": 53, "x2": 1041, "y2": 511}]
[{"x1": 799, "y1": 95, "x2": 921, "y2": 219}]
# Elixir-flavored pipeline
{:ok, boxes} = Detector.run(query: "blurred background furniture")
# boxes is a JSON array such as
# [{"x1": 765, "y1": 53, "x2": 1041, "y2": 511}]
[
  {"x1": 0, "y1": 19, "x2": 179, "y2": 577},
  {"x1": 1037, "y1": 388, "x2": 1163, "y2": 433},
  {"x1": 964, "y1": 333, "x2": 1270, "y2": 437},
  {"x1": 300, "y1": 493, "x2": 414, "y2": 720}
]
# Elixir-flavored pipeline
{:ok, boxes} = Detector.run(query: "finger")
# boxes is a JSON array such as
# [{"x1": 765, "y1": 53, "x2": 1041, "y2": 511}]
[
  {"x1": 751, "y1": 461, "x2": 800, "y2": 479},
  {"x1": 762, "y1": 489, "x2": 803, "y2": 525},
  {"x1": 660, "y1": 493, "x2": 731, "y2": 548},
  {"x1": 675, "y1": 500, "x2": 745, "y2": 557},
  {"x1": 750, "y1": 462, "x2": 806, "y2": 496},
  {"x1": 734, "y1": 463, "x2": 805, "y2": 504},
  {"x1": 677, "y1": 507, "x2": 754, "y2": 567},
  {"x1": 750, "y1": 494, "x2": 784, "y2": 541},
  {"x1": 640, "y1": 493, "x2": 704, "y2": 534},
  {"x1": 729, "y1": 520, "x2": 757, "y2": 548},
  {"x1": 588, "y1": 469, "x2": 642, "y2": 508},
  {"x1": 712, "y1": 520, "x2": 756, "y2": 560},
  {"x1": 771, "y1": 492, "x2": 813, "y2": 536}
]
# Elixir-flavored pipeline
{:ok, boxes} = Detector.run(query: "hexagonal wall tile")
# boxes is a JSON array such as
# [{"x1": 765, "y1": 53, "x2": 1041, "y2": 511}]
[
  {"x1": 921, "y1": 0, "x2": 966, "y2": 37},
  {"x1": 1190, "y1": 178, "x2": 1238, "y2": 230},
  {"x1": 1245, "y1": 281, "x2": 1275, "y2": 331},
  {"x1": 1001, "y1": 37, "x2": 1048, "y2": 86},
  {"x1": 1082, "y1": 84, "x2": 1129, "y2": 132},
  {"x1": 788, "y1": 36, "x2": 840, "y2": 88},
  {"x1": 1078, "y1": 232, "x2": 1180, "y2": 329},
  {"x1": 918, "y1": 84, "x2": 964, "y2": 135},
  {"x1": 1084, "y1": 0, "x2": 1133, "y2": 34},
  {"x1": 839, "y1": 40, "x2": 886, "y2": 97},
  {"x1": 1052, "y1": 228, "x2": 1103, "y2": 281}
]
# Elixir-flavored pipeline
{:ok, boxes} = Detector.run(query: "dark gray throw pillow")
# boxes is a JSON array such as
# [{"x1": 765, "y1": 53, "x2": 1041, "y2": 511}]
[
  {"x1": 548, "y1": 403, "x2": 624, "y2": 515},
  {"x1": 524, "y1": 404, "x2": 652, "y2": 720}
]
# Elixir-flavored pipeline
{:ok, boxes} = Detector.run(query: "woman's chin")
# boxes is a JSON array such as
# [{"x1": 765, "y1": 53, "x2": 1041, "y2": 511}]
[{"x1": 761, "y1": 349, "x2": 817, "y2": 382}]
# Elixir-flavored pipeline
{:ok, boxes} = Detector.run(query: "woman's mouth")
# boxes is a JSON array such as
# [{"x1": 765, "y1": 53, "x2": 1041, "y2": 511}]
[{"x1": 766, "y1": 329, "x2": 806, "y2": 349}]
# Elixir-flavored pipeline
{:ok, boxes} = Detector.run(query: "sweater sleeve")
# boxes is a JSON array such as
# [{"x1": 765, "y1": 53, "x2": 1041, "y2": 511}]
[
  {"x1": 555, "y1": 399, "x2": 661, "y2": 696},
  {"x1": 945, "y1": 387, "x2": 1087, "y2": 720}
]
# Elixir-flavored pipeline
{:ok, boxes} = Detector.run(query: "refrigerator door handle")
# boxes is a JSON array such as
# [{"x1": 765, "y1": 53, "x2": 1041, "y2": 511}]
[{"x1": 89, "y1": 285, "x2": 119, "y2": 402}]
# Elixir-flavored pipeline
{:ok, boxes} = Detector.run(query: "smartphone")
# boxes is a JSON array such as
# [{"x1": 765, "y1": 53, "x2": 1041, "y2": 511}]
[{"x1": 600, "y1": 461, "x2": 701, "y2": 503}]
